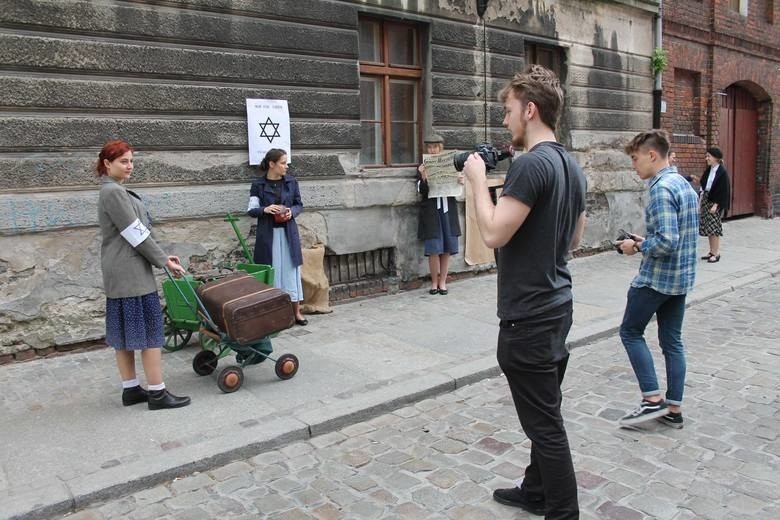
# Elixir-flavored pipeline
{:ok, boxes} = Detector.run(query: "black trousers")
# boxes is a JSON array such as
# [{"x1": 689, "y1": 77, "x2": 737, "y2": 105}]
[{"x1": 497, "y1": 301, "x2": 578, "y2": 520}]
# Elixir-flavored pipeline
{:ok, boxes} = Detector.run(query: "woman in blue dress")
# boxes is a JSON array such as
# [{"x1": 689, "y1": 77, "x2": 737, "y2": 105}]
[{"x1": 247, "y1": 149, "x2": 308, "y2": 325}]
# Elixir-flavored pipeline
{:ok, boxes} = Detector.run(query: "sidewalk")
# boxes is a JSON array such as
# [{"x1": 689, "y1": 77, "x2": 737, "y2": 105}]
[{"x1": 2, "y1": 217, "x2": 779, "y2": 519}]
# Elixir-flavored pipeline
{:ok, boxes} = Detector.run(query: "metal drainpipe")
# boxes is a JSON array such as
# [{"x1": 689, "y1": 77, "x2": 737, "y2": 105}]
[{"x1": 652, "y1": 0, "x2": 663, "y2": 129}]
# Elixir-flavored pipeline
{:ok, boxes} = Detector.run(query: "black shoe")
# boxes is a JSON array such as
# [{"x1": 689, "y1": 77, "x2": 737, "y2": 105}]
[
  {"x1": 493, "y1": 487, "x2": 545, "y2": 515},
  {"x1": 438, "y1": 288, "x2": 448, "y2": 295},
  {"x1": 619, "y1": 399, "x2": 668, "y2": 426},
  {"x1": 148, "y1": 389, "x2": 191, "y2": 410},
  {"x1": 122, "y1": 385, "x2": 148, "y2": 406},
  {"x1": 656, "y1": 411, "x2": 684, "y2": 429},
  {"x1": 295, "y1": 318, "x2": 308, "y2": 326}
]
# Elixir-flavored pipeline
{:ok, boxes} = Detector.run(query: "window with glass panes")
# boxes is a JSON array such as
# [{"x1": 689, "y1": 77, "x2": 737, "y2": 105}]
[
  {"x1": 729, "y1": 0, "x2": 748, "y2": 15},
  {"x1": 358, "y1": 18, "x2": 421, "y2": 166}
]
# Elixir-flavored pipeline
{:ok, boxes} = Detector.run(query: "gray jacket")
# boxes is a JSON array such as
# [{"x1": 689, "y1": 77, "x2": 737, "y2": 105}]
[{"x1": 98, "y1": 176, "x2": 168, "y2": 298}]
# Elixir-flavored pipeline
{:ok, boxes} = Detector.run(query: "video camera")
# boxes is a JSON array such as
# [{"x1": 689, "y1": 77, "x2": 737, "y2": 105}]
[{"x1": 453, "y1": 142, "x2": 512, "y2": 172}]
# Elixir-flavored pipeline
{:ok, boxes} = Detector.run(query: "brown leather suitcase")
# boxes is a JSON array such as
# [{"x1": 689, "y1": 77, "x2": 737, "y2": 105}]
[{"x1": 196, "y1": 271, "x2": 294, "y2": 344}]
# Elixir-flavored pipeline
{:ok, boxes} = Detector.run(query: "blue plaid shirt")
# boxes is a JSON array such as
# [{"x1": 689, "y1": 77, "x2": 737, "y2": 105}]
[{"x1": 632, "y1": 166, "x2": 699, "y2": 295}]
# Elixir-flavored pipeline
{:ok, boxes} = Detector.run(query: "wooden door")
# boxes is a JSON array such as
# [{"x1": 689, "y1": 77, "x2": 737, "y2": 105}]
[{"x1": 719, "y1": 86, "x2": 758, "y2": 216}]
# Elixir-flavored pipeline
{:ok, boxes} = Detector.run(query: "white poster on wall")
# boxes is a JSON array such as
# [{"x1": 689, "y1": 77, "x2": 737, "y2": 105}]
[{"x1": 246, "y1": 99, "x2": 291, "y2": 165}]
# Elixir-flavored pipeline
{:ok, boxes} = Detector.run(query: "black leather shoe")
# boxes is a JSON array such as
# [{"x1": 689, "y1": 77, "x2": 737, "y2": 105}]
[
  {"x1": 122, "y1": 385, "x2": 148, "y2": 406},
  {"x1": 148, "y1": 389, "x2": 191, "y2": 410},
  {"x1": 295, "y1": 318, "x2": 308, "y2": 326},
  {"x1": 493, "y1": 487, "x2": 545, "y2": 516}
]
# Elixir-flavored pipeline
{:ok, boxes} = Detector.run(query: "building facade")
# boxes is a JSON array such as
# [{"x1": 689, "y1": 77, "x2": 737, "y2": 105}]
[
  {"x1": 661, "y1": 0, "x2": 779, "y2": 217},
  {"x1": 0, "y1": 0, "x2": 659, "y2": 360}
]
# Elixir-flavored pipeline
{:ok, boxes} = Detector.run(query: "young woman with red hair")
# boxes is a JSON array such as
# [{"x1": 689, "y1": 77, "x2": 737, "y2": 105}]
[{"x1": 96, "y1": 140, "x2": 191, "y2": 410}]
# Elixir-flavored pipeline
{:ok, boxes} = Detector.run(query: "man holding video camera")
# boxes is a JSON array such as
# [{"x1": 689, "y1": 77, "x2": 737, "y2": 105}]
[
  {"x1": 463, "y1": 65, "x2": 587, "y2": 519},
  {"x1": 616, "y1": 130, "x2": 698, "y2": 430}
]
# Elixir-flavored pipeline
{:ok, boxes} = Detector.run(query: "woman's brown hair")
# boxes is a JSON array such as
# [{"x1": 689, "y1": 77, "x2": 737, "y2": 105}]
[{"x1": 259, "y1": 148, "x2": 287, "y2": 172}]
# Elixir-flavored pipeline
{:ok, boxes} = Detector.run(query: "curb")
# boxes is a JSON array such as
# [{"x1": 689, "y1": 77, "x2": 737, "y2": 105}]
[{"x1": 5, "y1": 267, "x2": 777, "y2": 519}]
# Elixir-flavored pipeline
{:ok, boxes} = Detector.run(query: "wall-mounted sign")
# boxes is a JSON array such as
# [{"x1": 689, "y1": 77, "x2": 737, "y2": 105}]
[{"x1": 246, "y1": 99, "x2": 291, "y2": 165}]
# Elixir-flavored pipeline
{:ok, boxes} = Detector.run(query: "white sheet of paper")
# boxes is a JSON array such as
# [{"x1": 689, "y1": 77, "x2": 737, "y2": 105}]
[{"x1": 246, "y1": 99, "x2": 291, "y2": 165}]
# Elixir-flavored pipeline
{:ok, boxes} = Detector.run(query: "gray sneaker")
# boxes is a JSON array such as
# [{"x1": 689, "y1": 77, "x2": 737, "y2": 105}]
[
  {"x1": 656, "y1": 411, "x2": 684, "y2": 429},
  {"x1": 619, "y1": 399, "x2": 668, "y2": 426}
]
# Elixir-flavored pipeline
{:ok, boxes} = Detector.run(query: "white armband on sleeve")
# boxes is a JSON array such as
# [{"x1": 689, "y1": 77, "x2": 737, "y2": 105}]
[
  {"x1": 120, "y1": 218, "x2": 151, "y2": 247},
  {"x1": 247, "y1": 196, "x2": 260, "y2": 212}
]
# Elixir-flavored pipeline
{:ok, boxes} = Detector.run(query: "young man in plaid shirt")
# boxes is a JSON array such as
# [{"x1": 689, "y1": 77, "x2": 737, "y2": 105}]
[{"x1": 616, "y1": 130, "x2": 699, "y2": 429}]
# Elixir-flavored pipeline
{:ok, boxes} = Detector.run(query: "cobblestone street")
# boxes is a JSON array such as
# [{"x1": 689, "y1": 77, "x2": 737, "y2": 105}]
[{"x1": 67, "y1": 277, "x2": 780, "y2": 520}]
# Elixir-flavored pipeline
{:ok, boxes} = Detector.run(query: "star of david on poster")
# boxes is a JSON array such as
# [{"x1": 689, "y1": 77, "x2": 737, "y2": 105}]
[
  {"x1": 259, "y1": 117, "x2": 281, "y2": 143},
  {"x1": 246, "y1": 99, "x2": 291, "y2": 165}
]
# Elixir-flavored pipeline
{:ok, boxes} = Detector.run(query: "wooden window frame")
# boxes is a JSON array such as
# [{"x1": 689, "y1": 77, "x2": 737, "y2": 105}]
[
  {"x1": 359, "y1": 18, "x2": 422, "y2": 167},
  {"x1": 524, "y1": 42, "x2": 563, "y2": 79}
]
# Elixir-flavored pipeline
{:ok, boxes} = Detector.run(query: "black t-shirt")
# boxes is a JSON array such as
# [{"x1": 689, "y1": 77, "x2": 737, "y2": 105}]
[
  {"x1": 266, "y1": 178, "x2": 286, "y2": 227},
  {"x1": 497, "y1": 141, "x2": 587, "y2": 320},
  {"x1": 266, "y1": 178, "x2": 283, "y2": 204}
]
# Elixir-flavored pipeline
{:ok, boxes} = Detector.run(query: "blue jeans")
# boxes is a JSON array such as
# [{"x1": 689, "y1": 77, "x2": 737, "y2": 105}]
[{"x1": 619, "y1": 286, "x2": 687, "y2": 405}]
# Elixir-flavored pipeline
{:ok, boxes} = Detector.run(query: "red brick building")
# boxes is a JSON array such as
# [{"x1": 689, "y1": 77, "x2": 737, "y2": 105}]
[{"x1": 662, "y1": 0, "x2": 779, "y2": 217}]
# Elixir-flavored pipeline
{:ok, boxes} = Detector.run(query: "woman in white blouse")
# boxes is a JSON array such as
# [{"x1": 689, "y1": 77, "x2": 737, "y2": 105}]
[{"x1": 696, "y1": 147, "x2": 730, "y2": 263}]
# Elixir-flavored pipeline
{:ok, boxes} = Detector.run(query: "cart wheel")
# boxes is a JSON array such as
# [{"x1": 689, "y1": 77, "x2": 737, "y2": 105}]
[
  {"x1": 192, "y1": 350, "x2": 218, "y2": 376},
  {"x1": 162, "y1": 309, "x2": 192, "y2": 351},
  {"x1": 199, "y1": 332, "x2": 219, "y2": 353},
  {"x1": 217, "y1": 366, "x2": 244, "y2": 393},
  {"x1": 274, "y1": 354, "x2": 299, "y2": 380}
]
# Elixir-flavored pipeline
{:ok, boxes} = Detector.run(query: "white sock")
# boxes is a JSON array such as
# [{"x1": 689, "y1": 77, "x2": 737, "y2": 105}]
[
  {"x1": 148, "y1": 383, "x2": 166, "y2": 391},
  {"x1": 122, "y1": 378, "x2": 140, "y2": 389}
]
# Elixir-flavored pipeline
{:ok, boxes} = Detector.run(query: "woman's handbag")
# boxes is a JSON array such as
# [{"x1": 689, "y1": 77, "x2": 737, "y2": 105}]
[{"x1": 273, "y1": 207, "x2": 291, "y2": 224}]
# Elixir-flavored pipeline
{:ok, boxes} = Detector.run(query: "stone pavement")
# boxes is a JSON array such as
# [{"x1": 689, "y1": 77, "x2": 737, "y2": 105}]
[
  {"x1": 71, "y1": 275, "x2": 780, "y2": 519},
  {"x1": 1, "y1": 217, "x2": 779, "y2": 519}
]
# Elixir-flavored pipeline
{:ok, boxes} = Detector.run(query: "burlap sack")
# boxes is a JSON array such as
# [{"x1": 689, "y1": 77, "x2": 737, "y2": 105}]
[
  {"x1": 301, "y1": 243, "x2": 332, "y2": 314},
  {"x1": 464, "y1": 176, "x2": 505, "y2": 265}
]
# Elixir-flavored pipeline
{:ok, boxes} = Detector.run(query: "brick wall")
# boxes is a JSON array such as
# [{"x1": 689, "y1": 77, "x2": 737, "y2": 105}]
[
  {"x1": 673, "y1": 69, "x2": 701, "y2": 136},
  {"x1": 663, "y1": 0, "x2": 780, "y2": 216},
  {"x1": 661, "y1": 37, "x2": 709, "y2": 176}
]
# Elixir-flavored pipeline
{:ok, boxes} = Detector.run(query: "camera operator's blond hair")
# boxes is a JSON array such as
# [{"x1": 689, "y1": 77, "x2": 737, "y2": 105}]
[{"x1": 498, "y1": 64, "x2": 563, "y2": 132}]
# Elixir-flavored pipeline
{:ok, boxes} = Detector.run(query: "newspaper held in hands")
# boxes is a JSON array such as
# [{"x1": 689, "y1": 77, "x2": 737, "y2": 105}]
[{"x1": 423, "y1": 151, "x2": 462, "y2": 199}]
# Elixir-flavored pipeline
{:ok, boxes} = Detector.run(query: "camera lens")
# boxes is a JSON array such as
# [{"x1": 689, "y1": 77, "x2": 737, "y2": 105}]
[{"x1": 452, "y1": 151, "x2": 469, "y2": 172}]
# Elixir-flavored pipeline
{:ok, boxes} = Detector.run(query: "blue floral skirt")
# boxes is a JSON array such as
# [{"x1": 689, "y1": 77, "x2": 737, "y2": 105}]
[{"x1": 105, "y1": 292, "x2": 164, "y2": 350}]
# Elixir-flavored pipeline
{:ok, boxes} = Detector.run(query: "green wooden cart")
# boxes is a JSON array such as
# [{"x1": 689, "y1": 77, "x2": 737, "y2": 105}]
[
  {"x1": 159, "y1": 213, "x2": 299, "y2": 392},
  {"x1": 161, "y1": 213, "x2": 272, "y2": 351}
]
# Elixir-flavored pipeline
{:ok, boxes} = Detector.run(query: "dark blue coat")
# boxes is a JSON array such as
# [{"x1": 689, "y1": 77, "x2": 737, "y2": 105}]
[{"x1": 247, "y1": 175, "x2": 303, "y2": 267}]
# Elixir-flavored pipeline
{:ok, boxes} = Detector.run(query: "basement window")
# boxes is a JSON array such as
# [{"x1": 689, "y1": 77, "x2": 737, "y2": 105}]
[{"x1": 325, "y1": 247, "x2": 395, "y2": 285}]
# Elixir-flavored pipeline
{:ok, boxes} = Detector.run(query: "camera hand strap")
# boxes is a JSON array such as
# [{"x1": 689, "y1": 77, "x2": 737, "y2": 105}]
[{"x1": 550, "y1": 145, "x2": 573, "y2": 229}]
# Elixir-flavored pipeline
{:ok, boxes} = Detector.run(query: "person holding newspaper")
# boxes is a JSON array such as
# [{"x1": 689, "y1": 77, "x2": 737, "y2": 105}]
[{"x1": 416, "y1": 133, "x2": 462, "y2": 295}]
